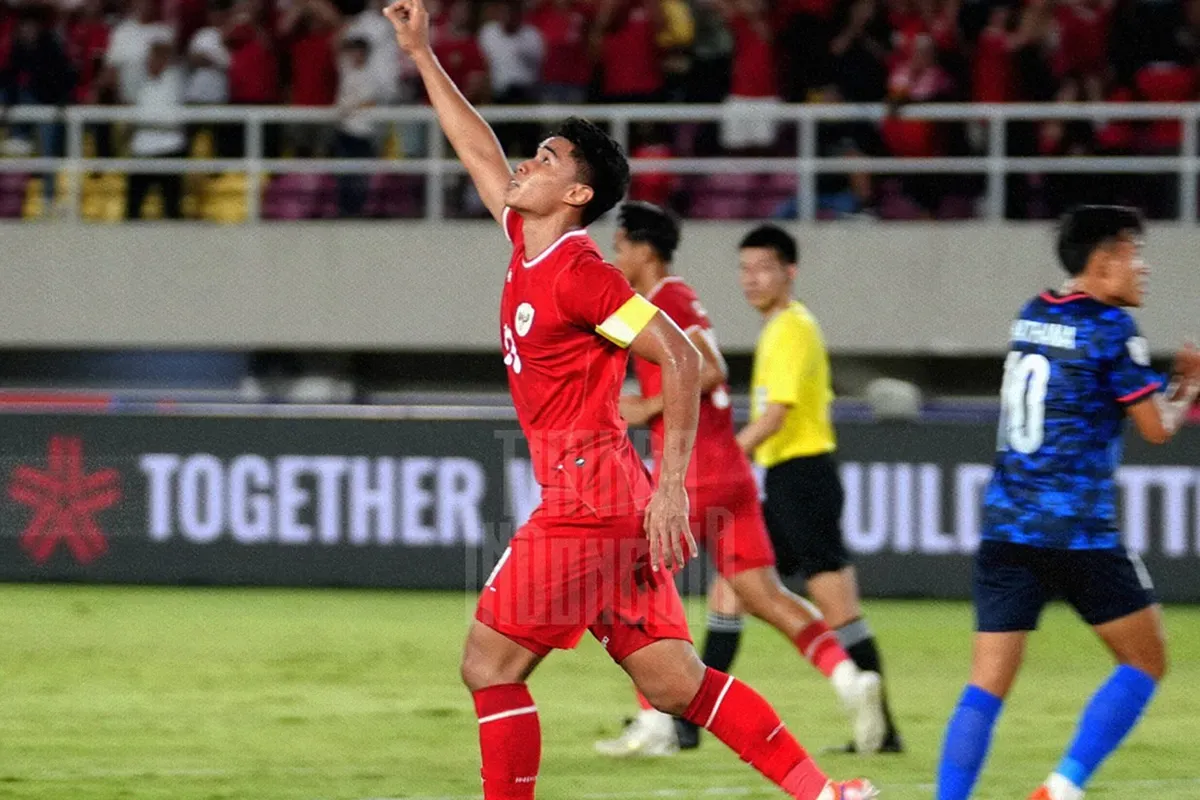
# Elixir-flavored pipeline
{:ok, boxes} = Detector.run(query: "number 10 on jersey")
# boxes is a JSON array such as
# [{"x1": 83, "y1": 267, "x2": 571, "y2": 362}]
[{"x1": 998, "y1": 351, "x2": 1050, "y2": 454}]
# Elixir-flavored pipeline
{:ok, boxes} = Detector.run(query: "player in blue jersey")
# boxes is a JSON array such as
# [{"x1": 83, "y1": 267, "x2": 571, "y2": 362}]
[{"x1": 935, "y1": 205, "x2": 1200, "y2": 800}]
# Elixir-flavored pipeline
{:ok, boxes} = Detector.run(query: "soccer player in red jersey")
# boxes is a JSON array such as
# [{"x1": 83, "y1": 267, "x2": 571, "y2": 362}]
[
  {"x1": 383, "y1": 2, "x2": 879, "y2": 798},
  {"x1": 594, "y1": 202, "x2": 884, "y2": 758}
]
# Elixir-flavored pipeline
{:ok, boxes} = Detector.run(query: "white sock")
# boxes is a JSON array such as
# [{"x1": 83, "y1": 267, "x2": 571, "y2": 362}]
[{"x1": 1046, "y1": 773, "x2": 1084, "y2": 800}]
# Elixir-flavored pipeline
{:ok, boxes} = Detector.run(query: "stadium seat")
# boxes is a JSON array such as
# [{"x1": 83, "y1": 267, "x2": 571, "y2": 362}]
[
  {"x1": 80, "y1": 173, "x2": 128, "y2": 223},
  {"x1": 263, "y1": 173, "x2": 335, "y2": 220},
  {"x1": 0, "y1": 173, "x2": 29, "y2": 218},
  {"x1": 22, "y1": 178, "x2": 46, "y2": 220},
  {"x1": 203, "y1": 173, "x2": 249, "y2": 224}
]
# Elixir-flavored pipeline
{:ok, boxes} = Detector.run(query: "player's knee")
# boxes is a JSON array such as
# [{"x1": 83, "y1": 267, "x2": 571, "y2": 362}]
[
  {"x1": 641, "y1": 680, "x2": 697, "y2": 717},
  {"x1": 459, "y1": 649, "x2": 512, "y2": 692},
  {"x1": 1123, "y1": 642, "x2": 1167, "y2": 682}
]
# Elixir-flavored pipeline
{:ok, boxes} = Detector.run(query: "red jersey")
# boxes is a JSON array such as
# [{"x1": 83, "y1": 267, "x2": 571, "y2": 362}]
[
  {"x1": 633, "y1": 277, "x2": 755, "y2": 489},
  {"x1": 973, "y1": 27, "x2": 1013, "y2": 103},
  {"x1": 729, "y1": 16, "x2": 777, "y2": 98},
  {"x1": 600, "y1": 1, "x2": 662, "y2": 97},
  {"x1": 500, "y1": 208, "x2": 656, "y2": 528},
  {"x1": 432, "y1": 33, "x2": 486, "y2": 96},
  {"x1": 289, "y1": 30, "x2": 337, "y2": 106},
  {"x1": 528, "y1": 2, "x2": 592, "y2": 87}
]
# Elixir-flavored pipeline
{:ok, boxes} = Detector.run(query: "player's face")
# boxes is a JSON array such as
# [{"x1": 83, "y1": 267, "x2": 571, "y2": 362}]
[
  {"x1": 1105, "y1": 237, "x2": 1148, "y2": 308},
  {"x1": 739, "y1": 247, "x2": 794, "y2": 312},
  {"x1": 612, "y1": 227, "x2": 644, "y2": 283},
  {"x1": 505, "y1": 137, "x2": 593, "y2": 218}
]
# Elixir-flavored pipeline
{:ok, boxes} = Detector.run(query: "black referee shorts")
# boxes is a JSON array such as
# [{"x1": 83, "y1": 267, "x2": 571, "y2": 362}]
[{"x1": 762, "y1": 452, "x2": 850, "y2": 580}]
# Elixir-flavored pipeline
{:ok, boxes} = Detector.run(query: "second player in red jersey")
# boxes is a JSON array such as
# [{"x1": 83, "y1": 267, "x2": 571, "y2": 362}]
[{"x1": 595, "y1": 202, "x2": 886, "y2": 759}]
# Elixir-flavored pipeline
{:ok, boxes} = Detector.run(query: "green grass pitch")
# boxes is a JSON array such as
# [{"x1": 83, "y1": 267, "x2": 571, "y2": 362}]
[{"x1": 2, "y1": 586, "x2": 1198, "y2": 800}]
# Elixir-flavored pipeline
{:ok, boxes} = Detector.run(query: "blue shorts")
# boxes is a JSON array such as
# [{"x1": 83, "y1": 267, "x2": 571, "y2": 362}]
[{"x1": 973, "y1": 540, "x2": 1157, "y2": 632}]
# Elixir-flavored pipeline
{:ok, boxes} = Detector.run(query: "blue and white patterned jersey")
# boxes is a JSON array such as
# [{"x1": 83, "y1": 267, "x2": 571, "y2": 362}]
[{"x1": 982, "y1": 291, "x2": 1164, "y2": 550}]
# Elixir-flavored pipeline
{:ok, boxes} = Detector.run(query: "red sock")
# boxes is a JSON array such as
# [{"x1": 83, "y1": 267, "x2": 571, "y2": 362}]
[
  {"x1": 635, "y1": 689, "x2": 654, "y2": 711},
  {"x1": 794, "y1": 621, "x2": 850, "y2": 679},
  {"x1": 473, "y1": 684, "x2": 541, "y2": 800},
  {"x1": 683, "y1": 667, "x2": 829, "y2": 800}
]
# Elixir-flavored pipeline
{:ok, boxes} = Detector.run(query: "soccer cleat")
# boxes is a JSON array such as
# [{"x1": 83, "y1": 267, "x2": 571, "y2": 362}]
[
  {"x1": 817, "y1": 778, "x2": 880, "y2": 800},
  {"x1": 594, "y1": 709, "x2": 680, "y2": 757},
  {"x1": 1027, "y1": 788, "x2": 1053, "y2": 800},
  {"x1": 832, "y1": 666, "x2": 887, "y2": 755}
]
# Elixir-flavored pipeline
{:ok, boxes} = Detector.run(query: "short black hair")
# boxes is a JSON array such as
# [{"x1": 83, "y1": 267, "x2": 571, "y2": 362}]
[
  {"x1": 1057, "y1": 205, "x2": 1144, "y2": 276},
  {"x1": 739, "y1": 224, "x2": 797, "y2": 265},
  {"x1": 618, "y1": 201, "x2": 680, "y2": 262},
  {"x1": 554, "y1": 117, "x2": 630, "y2": 227}
]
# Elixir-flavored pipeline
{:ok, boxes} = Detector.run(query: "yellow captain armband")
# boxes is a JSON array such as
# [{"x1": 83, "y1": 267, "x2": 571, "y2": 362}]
[{"x1": 595, "y1": 294, "x2": 658, "y2": 348}]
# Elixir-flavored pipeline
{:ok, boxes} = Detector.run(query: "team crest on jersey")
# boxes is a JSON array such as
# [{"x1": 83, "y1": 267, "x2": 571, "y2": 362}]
[
  {"x1": 515, "y1": 303, "x2": 536, "y2": 337},
  {"x1": 1127, "y1": 336, "x2": 1150, "y2": 366}
]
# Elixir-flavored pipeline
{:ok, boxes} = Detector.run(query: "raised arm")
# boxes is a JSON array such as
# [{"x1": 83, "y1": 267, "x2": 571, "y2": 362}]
[{"x1": 384, "y1": 0, "x2": 511, "y2": 223}]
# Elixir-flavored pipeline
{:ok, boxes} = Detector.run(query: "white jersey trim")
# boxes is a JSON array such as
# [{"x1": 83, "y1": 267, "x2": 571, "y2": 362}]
[
  {"x1": 523, "y1": 229, "x2": 588, "y2": 268},
  {"x1": 645, "y1": 275, "x2": 686, "y2": 301}
]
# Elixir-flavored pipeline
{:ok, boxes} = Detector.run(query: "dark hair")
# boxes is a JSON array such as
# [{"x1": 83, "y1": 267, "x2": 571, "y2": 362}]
[
  {"x1": 554, "y1": 117, "x2": 630, "y2": 227},
  {"x1": 739, "y1": 224, "x2": 798, "y2": 265},
  {"x1": 618, "y1": 201, "x2": 680, "y2": 262},
  {"x1": 1057, "y1": 205, "x2": 1144, "y2": 276}
]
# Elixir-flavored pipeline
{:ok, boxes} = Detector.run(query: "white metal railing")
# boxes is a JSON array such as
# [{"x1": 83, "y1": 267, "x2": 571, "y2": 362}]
[{"x1": 1, "y1": 102, "x2": 1197, "y2": 222}]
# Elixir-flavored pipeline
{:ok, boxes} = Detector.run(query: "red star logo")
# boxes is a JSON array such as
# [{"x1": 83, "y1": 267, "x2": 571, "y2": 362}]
[{"x1": 8, "y1": 436, "x2": 122, "y2": 565}]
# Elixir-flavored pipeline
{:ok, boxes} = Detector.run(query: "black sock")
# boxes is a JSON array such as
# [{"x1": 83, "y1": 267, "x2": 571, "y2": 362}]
[
  {"x1": 700, "y1": 611, "x2": 743, "y2": 673},
  {"x1": 677, "y1": 612, "x2": 743, "y2": 737},
  {"x1": 836, "y1": 617, "x2": 901, "y2": 742}
]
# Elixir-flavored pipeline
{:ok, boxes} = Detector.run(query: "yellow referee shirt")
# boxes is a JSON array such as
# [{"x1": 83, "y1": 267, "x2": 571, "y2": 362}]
[{"x1": 750, "y1": 301, "x2": 837, "y2": 468}]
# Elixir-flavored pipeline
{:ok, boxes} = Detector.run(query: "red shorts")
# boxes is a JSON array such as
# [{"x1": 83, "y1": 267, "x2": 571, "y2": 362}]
[
  {"x1": 690, "y1": 478, "x2": 777, "y2": 578},
  {"x1": 475, "y1": 517, "x2": 693, "y2": 663}
]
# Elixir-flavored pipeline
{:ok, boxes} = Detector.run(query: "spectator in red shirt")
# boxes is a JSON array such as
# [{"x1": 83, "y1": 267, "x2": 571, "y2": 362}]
[
  {"x1": 64, "y1": 0, "x2": 112, "y2": 104},
  {"x1": 279, "y1": 0, "x2": 341, "y2": 156},
  {"x1": 1053, "y1": 0, "x2": 1113, "y2": 93},
  {"x1": 594, "y1": 0, "x2": 664, "y2": 102},
  {"x1": 433, "y1": 0, "x2": 487, "y2": 104},
  {"x1": 224, "y1": 1, "x2": 279, "y2": 155},
  {"x1": 715, "y1": 0, "x2": 779, "y2": 153},
  {"x1": 226, "y1": 3, "x2": 278, "y2": 105},
  {"x1": 972, "y1": 4, "x2": 1018, "y2": 103},
  {"x1": 529, "y1": 0, "x2": 593, "y2": 104},
  {"x1": 628, "y1": 123, "x2": 674, "y2": 208},
  {"x1": 884, "y1": 33, "x2": 953, "y2": 214}
]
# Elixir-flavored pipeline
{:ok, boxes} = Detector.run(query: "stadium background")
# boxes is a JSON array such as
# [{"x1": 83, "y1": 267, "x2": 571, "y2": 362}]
[{"x1": 2, "y1": 0, "x2": 1200, "y2": 798}]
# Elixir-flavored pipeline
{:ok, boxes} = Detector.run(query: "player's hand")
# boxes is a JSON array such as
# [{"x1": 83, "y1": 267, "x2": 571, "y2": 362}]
[
  {"x1": 1173, "y1": 341, "x2": 1200, "y2": 384},
  {"x1": 383, "y1": 0, "x2": 430, "y2": 56},
  {"x1": 643, "y1": 479, "x2": 697, "y2": 573}
]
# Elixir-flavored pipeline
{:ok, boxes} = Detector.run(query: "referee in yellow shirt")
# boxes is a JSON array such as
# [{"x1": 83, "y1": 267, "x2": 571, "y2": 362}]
[{"x1": 734, "y1": 225, "x2": 903, "y2": 754}]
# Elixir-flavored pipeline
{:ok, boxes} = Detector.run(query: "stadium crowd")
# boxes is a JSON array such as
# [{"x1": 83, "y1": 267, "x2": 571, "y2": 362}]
[{"x1": 1, "y1": 0, "x2": 1199, "y2": 219}]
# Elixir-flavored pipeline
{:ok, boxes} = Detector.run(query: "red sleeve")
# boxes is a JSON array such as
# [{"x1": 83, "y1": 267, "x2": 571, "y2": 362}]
[
  {"x1": 654, "y1": 283, "x2": 709, "y2": 334},
  {"x1": 553, "y1": 254, "x2": 636, "y2": 329}
]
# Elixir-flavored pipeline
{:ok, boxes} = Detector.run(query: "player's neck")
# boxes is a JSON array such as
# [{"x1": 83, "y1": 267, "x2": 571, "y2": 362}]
[
  {"x1": 1062, "y1": 277, "x2": 1115, "y2": 306},
  {"x1": 762, "y1": 295, "x2": 793, "y2": 319},
  {"x1": 521, "y1": 214, "x2": 583, "y2": 264},
  {"x1": 637, "y1": 264, "x2": 670, "y2": 296}
]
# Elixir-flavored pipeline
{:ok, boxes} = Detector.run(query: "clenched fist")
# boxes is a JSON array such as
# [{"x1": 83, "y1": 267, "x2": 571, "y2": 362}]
[{"x1": 383, "y1": 0, "x2": 430, "y2": 56}]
